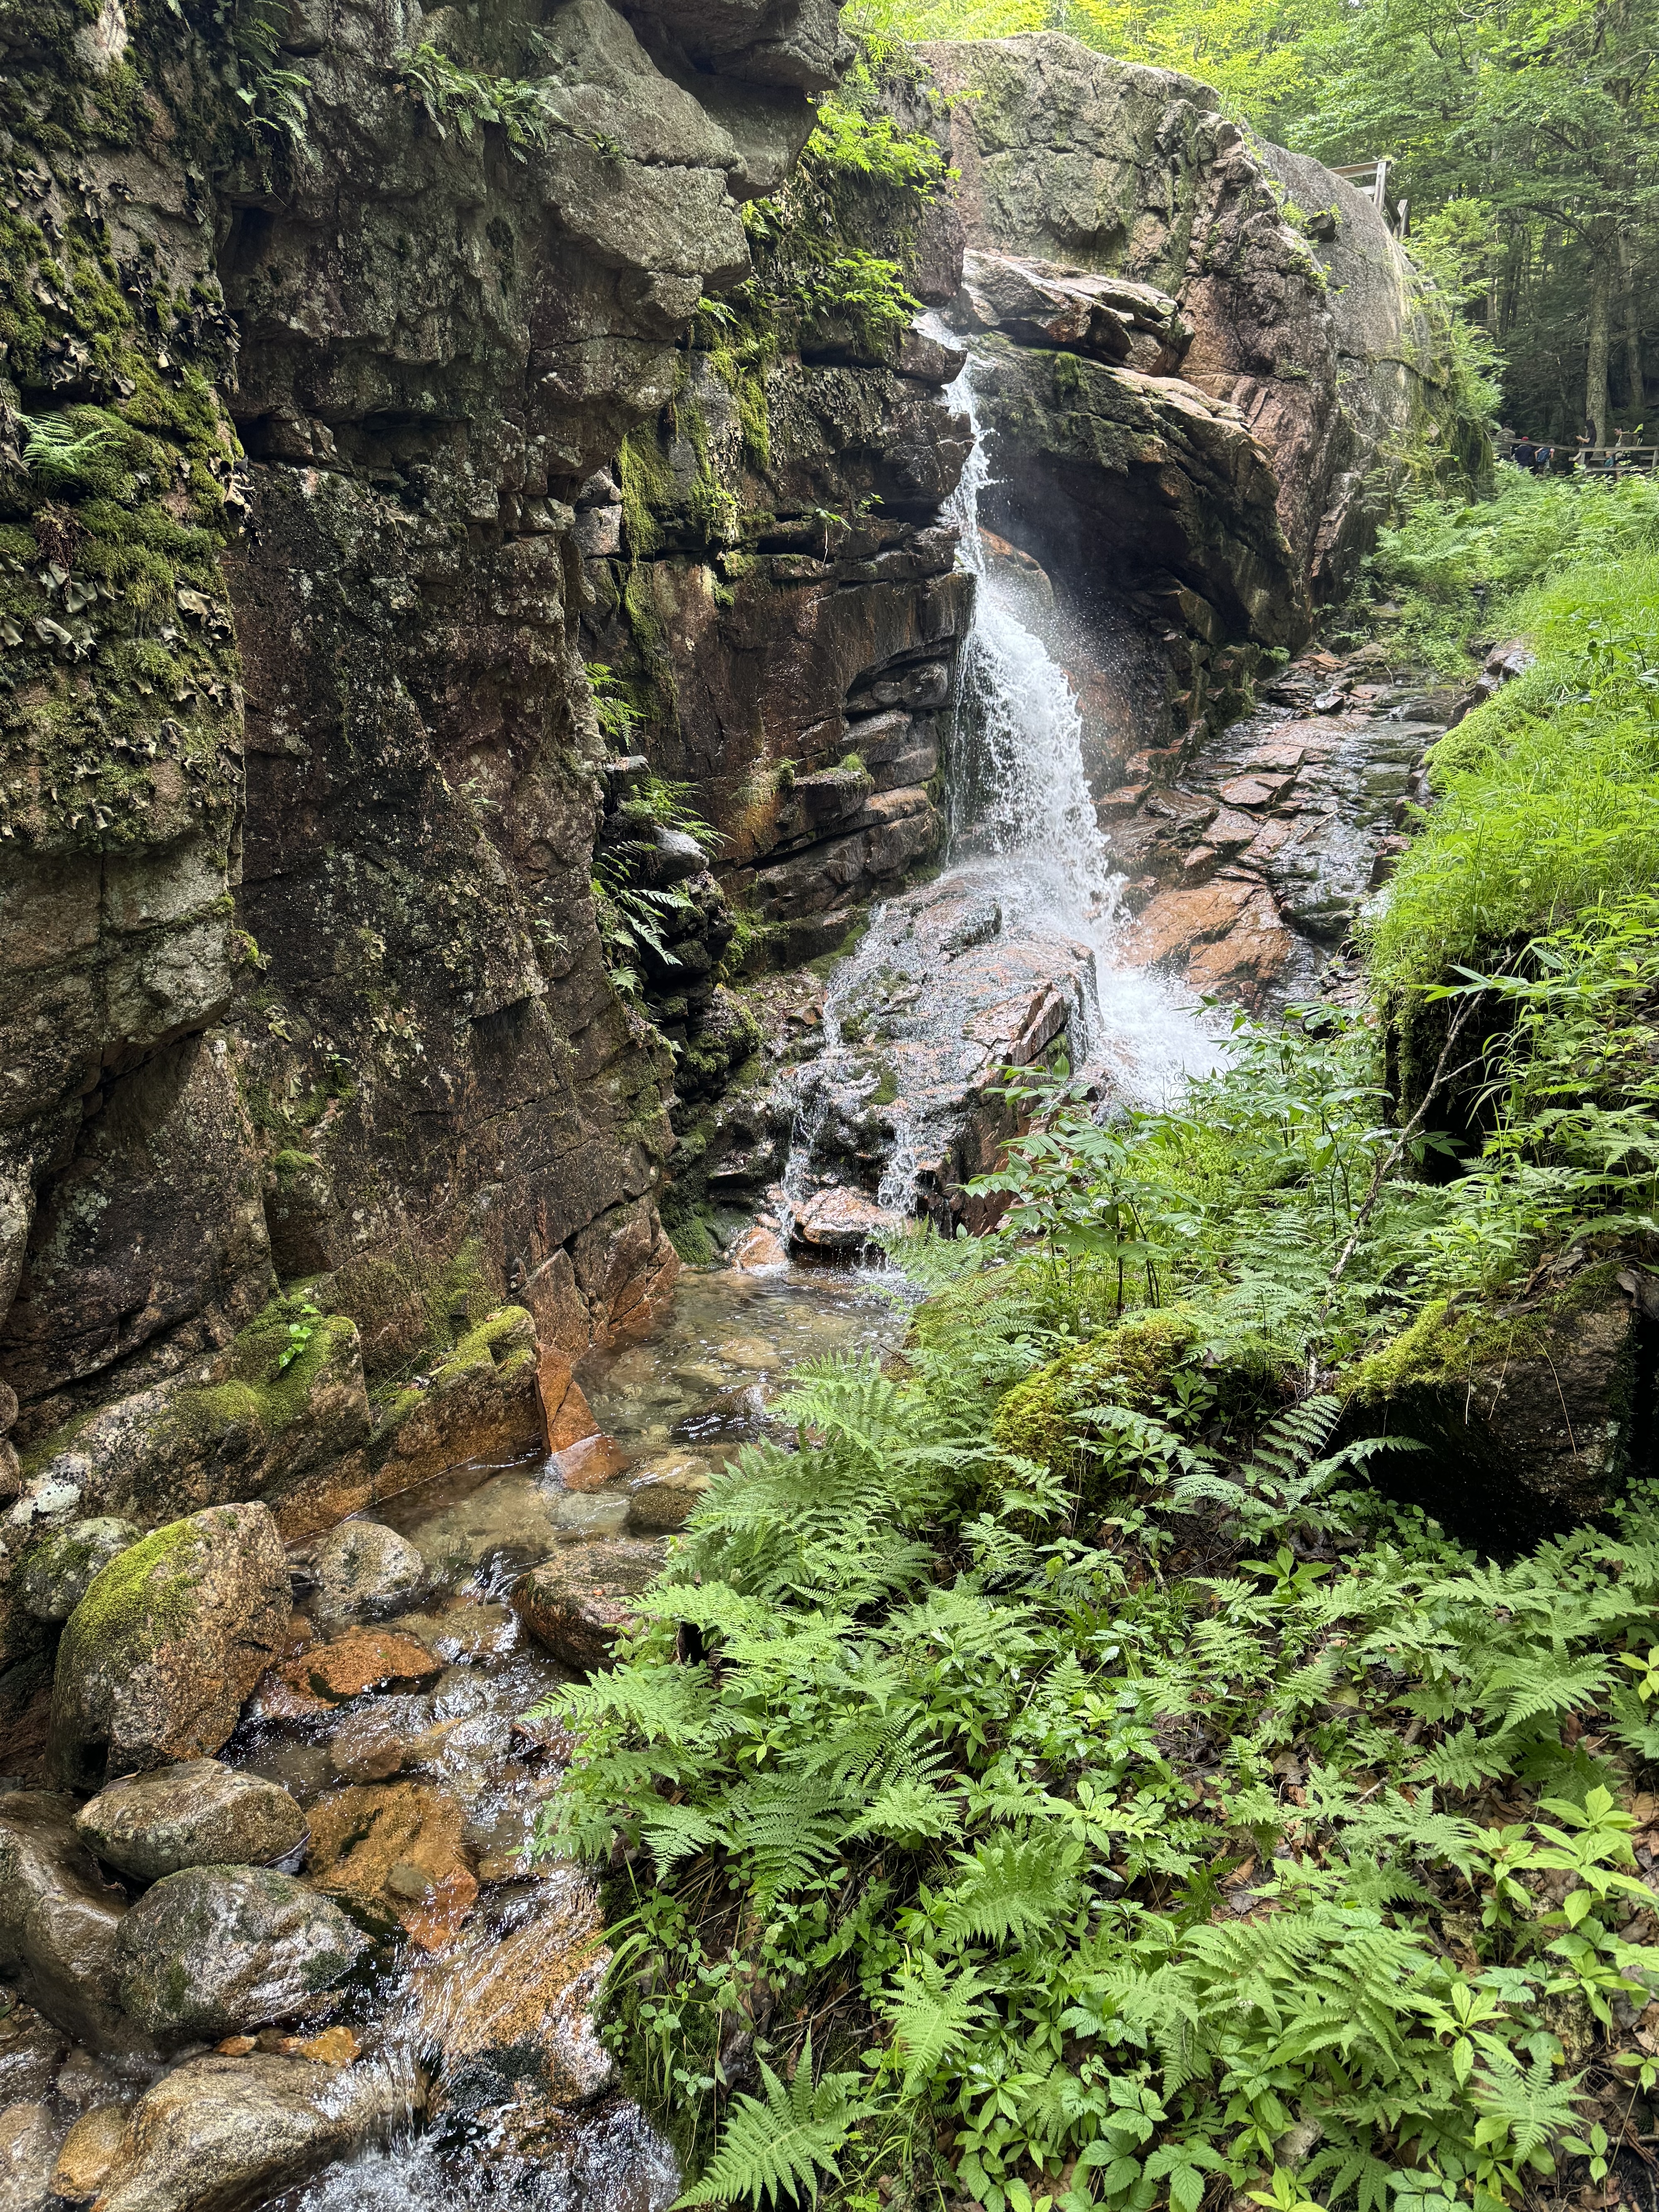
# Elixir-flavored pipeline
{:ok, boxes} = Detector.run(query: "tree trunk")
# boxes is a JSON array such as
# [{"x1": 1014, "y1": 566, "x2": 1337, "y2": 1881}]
[
  {"x1": 1618, "y1": 228, "x2": 1644, "y2": 414},
  {"x1": 1586, "y1": 221, "x2": 1613, "y2": 443}
]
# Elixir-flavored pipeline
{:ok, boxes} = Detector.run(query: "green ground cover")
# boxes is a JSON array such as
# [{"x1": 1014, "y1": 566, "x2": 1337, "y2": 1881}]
[{"x1": 531, "y1": 437, "x2": 1659, "y2": 2212}]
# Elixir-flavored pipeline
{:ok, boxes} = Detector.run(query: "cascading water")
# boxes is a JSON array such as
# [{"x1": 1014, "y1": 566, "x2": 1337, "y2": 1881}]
[
  {"x1": 941, "y1": 364, "x2": 1116, "y2": 919},
  {"x1": 777, "y1": 343, "x2": 1219, "y2": 1239},
  {"x1": 937, "y1": 355, "x2": 1219, "y2": 1096}
]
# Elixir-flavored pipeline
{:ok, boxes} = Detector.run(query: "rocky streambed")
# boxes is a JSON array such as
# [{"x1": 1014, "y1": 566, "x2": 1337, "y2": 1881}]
[{"x1": 0, "y1": 1266, "x2": 901, "y2": 2212}]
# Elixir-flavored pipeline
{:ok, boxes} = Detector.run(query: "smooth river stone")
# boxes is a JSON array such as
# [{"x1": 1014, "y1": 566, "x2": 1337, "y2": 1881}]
[
  {"x1": 114, "y1": 1866, "x2": 370, "y2": 2045},
  {"x1": 301, "y1": 1520, "x2": 428, "y2": 1628},
  {"x1": 88, "y1": 2052, "x2": 406, "y2": 2212},
  {"x1": 74, "y1": 1761, "x2": 307, "y2": 1883}
]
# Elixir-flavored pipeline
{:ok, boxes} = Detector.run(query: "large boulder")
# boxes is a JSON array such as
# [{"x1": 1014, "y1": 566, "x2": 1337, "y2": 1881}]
[
  {"x1": 112, "y1": 1867, "x2": 370, "y2": 2047},
  {"x1": 48, "y1": 1504, "x2": 291, "y2": 1793},
  {"x1": 88, "y1": 2051, "x2": 410, "y2": 2212},
  {"x1": 73, "y1": 1762, "x2": 307, "y2": 1884},
  {"x1": 0, "y1": 1794, "x2": 153, "y2": 2058},
  {"x1": 921, "y1": 34, "x2": 1483, "y2": 613}
]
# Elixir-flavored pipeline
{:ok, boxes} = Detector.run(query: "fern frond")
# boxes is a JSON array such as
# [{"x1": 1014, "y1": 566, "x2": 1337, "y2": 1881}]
[
  {"x1": 676, "y1": 2035, "x2": 867, "y2": 2209},
  {"x1": 882, "y1": 1954, "x2": 992, "y2": 2098},
  {"x1": 936, "y1": 1833, "x2": 1082, "y2": 1947}
]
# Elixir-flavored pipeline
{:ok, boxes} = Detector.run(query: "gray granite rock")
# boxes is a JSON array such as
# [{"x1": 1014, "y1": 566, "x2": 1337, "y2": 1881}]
[{"x1": 74, "y1": 1762, "x2": 307, "y2": 1884}]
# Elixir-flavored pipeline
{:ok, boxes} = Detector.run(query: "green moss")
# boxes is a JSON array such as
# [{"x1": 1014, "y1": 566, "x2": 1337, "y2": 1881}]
[
  {"x1": 618, "y1": 426, "x2": 673, "y2": 558},
  {"x1": 1345, "y1": 1265, "x2": 1628, "y2": 1406},
  {"x1": 58, "y1": 1516, "x2": 207, "y2": 1661},
  {"x1": 992, "y1": 1308, "x2": 1206, "y2": 1473}
]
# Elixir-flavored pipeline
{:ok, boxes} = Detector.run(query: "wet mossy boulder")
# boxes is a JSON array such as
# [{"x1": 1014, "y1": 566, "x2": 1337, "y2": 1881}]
[
  {"x1": 113, "y1": 1866, "x2": 369, "y2": 2046},
  {"x1": 0, "y1": 1791, "x2": 157, "y2": 2059},
  {"x1": 1341, "y1": 1266, "x2": 1648, "y2": 1544},
  {"x1": 74, "y1": 1761, "x2": 307, "y2": 1884},
  {"x1": 11, "y1": 1298, "x2": 370, "y2": 1555},
  {"x1": 992, "y1": 1307, "x2": 1208, "y2": 1489},
  {"x1": 49, "y1": 1503, "x2": 291, "y2": 1793}
]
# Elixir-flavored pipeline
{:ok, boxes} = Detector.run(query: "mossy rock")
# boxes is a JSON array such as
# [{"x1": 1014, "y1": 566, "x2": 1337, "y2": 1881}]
[
  {"x1": 992, "y1": 1306, "x2": 1207, "y2": 1486},
  {"x1": 1341, "y1": 1266, "x2": 1643, "y2": 1545},
  {"x1": 49, "y1": 1501, "x2": 292, "y2": 1791}
]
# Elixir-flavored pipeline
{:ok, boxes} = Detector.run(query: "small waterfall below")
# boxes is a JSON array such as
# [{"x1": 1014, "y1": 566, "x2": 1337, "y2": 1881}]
[{"x1": 778, "y1": 346, "x2": 1221, "y2": 1243}]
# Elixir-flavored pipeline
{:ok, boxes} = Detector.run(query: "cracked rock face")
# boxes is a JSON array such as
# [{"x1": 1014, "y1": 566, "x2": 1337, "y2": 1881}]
[
  {"x1": 0, "y1": 0, "x2": 842, "y2": 1472},
  {"x1": 923, "y1": 33, "x2": 1480, "y2": 636}
]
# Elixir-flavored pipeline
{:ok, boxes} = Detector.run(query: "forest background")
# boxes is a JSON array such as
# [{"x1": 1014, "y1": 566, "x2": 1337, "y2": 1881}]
[{"x1": 851, "y1": 0, "x2": 1657, "y2": 446}]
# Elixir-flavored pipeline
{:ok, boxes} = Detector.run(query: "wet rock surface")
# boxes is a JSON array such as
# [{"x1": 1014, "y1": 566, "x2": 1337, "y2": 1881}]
[
  {"x1": 73, "y1": 1763, "x2": 307, "y2": 1884},
  {"x1": 512, "y1": 1541, "x2": 669, "y2": 1675},
  {"x1": 49, "y1": 1505, "x2": 291, "y2": 1795},
  {"x1": 0, "y1": 2099, "x2": 56, "y2": 2212},
  {"x1": 304, "y1": 1783, "x2": 479, "y2": 1953},
  {"x1": 90, "y1": 2051, "x2": 409, "y2": 2212},
  {"x1": 779, "y1": 872, "x2": 1098, "y2": 1232},
  {"x1": 113, "y1": 1869, "x2": 369, "y2": 2047},
  {"x1": 408, "y1": 1865, "x2": 617, "y2": 2134},
  {"x1": 0, "y1": 1795, "x2": 149, "y2": 2059},
  {"x1": 1107, "y1": 645, "x2": 1452, "y2": 1009},
  {"x1": 296, "y1": 1523, "x2": 429, "y2": 1631}
]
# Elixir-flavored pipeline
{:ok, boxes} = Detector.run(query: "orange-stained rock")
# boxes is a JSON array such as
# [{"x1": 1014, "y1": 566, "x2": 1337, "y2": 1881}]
[
  {"x1": 1124, "y1": 878, "x2": 1294, "y2": 1009},
  {"x1": 536, "y1": 1348, "x2": 601, "y2": 1453},
  {"x1": 406, "y1": 1863, "x2": 613, "y2": 2125},
  {"x1": 294, "y1": 2026, "x2": 360, "y2": 2067},
  {"x1": 252, "y1": 1629, "x2": 441, "y2": 1720},
  {"x1": 547, "y1": 1431, "x2": 630, "y2": 1493},
  {"x1": 304, "y1": 1781, "x2": 477, "y2": 1952},
  {"x1": 52, "y1": 2101, "x2": 130, "y2": 2204}
]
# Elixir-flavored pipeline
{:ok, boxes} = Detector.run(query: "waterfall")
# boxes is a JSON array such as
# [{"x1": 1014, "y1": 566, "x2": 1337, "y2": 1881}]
[
  {"x1": 942, "y1": 362, "x2": 1116, "y2": 921},
  {"x1": 777, "y1": 343, "x2": 1219, "y2": 1244},
  {"x1": 938, "y1": 354, "x2": 1219, "y2": 1101}
]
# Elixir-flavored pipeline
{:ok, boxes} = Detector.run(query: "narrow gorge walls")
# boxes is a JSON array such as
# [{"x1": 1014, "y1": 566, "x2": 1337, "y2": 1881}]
[
  {"x1": 0, "y1": 4, "x2": 1486, "y2": 1645},
  {"x1": 0, "y1": 0, "x2": 847, "y2": 1628}
]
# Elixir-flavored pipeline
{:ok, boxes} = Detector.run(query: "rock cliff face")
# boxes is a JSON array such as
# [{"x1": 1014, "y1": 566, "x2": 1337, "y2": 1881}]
[
  {"x1": 0, "y1": 0, "x2": 843, "y2": 1638},
  {"x1": 917, "y1": 35, "x2": 1483, "y2": 772}
]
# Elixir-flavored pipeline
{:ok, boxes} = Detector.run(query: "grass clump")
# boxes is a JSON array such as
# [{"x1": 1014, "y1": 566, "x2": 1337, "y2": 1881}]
[
  {"x1": 1365, "y1": 552, "x2": 1659, "y2": 1001},
  {"x1": 1366, "y1": 472, "x2": 1659, "y2": 674}
]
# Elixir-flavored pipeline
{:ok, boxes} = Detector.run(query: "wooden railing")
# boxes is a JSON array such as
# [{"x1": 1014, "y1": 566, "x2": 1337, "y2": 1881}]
[
  {"x1": 1511, "y1": 445, "x2": 1659, "y2": 477},
  {"x1": 1329, "y1": 157, "x2": 1408, "y2": 234}
]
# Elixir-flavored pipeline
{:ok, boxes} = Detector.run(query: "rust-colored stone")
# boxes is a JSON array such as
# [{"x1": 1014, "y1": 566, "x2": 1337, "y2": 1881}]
[
  {"x1": 547, "y1": 1431, "x2": 630, "y2": 1492},
  {"x1": 305, "y1": 1781, "x2": 477, "y2": 1953},
  {"x1": 252, "y1": 1629, "x2": 441, "y2": 1720}
]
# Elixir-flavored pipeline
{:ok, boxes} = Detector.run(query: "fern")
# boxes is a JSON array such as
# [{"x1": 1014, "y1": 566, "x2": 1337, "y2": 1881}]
[
  {"x1": 676, "y1": 2036, "x2": 868, "y2": 2209},
  {"x1": 882, "y1": 1955, "x2": 991, "y2": 2098},
  {"x1": 936, "y1": 1833, "x2": 1083, "y2": 1947}
]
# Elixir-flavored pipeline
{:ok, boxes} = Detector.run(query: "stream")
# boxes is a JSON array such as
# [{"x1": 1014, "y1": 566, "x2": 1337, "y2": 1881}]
[{"x1": 216, "y1": 1263, "x2": 907, "y2": 2212}]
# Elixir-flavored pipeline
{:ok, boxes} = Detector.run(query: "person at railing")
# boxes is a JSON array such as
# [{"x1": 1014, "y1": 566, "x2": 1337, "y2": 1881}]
[
  {"x1": 1495, "y1": 423, "x2": 1517, "y2": 462},
  {"x1": 1511, "y1": 431, "x2": 1537, "y2": 470}
]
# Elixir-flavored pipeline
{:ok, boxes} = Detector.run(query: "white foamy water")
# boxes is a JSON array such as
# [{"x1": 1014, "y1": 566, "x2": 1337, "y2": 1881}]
[{"x1": 939, "y1": 355, "x2": 1220, "y2": 1106}]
